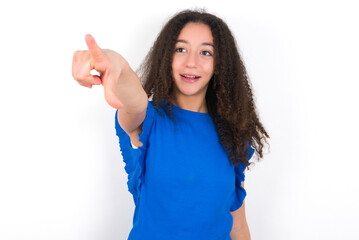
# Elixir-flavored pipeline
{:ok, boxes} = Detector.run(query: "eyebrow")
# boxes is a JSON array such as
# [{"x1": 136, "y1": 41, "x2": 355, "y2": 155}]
[{"x1": 176, "y1": 39, "x2": 214, "y2": 47}]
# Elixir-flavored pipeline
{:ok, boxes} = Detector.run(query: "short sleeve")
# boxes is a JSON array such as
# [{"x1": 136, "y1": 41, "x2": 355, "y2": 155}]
[
  {"x1": 115, "y1": 101, "x2": 157, "y2": 206},
  {"x1": 230, "y1": 143, "x2": 255, "y2": 212}
]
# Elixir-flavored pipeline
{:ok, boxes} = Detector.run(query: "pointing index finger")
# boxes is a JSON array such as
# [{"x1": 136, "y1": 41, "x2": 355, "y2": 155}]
[{"x1": 85, "y1": 34, "x2": 104, "y2": 64}]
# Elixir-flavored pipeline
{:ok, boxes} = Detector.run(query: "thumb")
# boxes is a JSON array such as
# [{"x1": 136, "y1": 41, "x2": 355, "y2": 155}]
[{"x1": 85, "y1": 34, "x2": 105, "y2": 65}]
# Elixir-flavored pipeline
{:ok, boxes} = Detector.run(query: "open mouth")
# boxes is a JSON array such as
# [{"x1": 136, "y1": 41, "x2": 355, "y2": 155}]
[{"x1": 180, "y1": 74, "x2": 200, "y2": 80}]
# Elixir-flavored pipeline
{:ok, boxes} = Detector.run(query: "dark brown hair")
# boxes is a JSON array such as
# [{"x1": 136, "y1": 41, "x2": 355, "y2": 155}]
[{"x1": 139, "y1": 9, "x2": 269, "y2": 168}]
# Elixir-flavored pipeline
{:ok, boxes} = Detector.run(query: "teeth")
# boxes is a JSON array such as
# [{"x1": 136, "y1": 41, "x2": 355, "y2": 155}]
[{"x1": 183, "y1": 75, "x2": 198, "y2": 79}]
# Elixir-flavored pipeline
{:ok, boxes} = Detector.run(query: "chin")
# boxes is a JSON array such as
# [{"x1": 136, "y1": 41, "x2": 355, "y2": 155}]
[
  {"x1": 173, "y1": 80, "x2": 209, "y2": 98},
  {"x1": 176, "y1": 87, "x2": 207, "y2": 97}
]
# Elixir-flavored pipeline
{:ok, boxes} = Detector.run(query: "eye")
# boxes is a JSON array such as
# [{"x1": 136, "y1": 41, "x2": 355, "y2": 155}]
[
  {"x1": 175, "y1": 48, "x2": 187, "y2": 53},
  {"x1": 201, "y1": 51, "x2": 213, "y2": 56}
]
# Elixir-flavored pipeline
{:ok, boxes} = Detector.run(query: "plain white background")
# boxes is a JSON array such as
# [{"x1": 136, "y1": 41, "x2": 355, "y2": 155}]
[{"x1": 0, "y1": 0, "x2": 358, "y2": 239}]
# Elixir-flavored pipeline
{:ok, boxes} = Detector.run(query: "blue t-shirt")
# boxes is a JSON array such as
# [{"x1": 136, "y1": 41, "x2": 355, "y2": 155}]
[{"x1": 115, "y1": 101, "x2": 254, "y2": 240}]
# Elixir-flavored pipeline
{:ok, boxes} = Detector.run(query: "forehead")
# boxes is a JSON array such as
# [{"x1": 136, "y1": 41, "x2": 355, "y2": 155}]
[{"x1": 177, "y1": 22, "x2": 214, "y2": 44}]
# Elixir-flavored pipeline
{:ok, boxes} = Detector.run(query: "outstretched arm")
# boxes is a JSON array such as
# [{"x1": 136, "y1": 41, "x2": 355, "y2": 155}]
[{"x1": 72, "y1": 34, "x2": 148, "y2": 135}]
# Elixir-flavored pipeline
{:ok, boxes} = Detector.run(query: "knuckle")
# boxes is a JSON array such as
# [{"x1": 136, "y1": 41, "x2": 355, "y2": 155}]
[
  {"x1": 72, "y1": 70, "x2": 76, "y2": 79},
  {"x1": 72, "y1": 70, "x2": 79, "y2": 79},
  {"x1": 72, "y1": 51, "x2": 80, "y2": 61}
]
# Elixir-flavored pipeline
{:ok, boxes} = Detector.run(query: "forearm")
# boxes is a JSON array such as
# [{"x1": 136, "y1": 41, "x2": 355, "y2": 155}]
[
  {"x1": 230, "y1": 222, "x2": 251, "y2": 240},
  {"x1": 114, "y1": 61, "x2": 149, "y2": 134},
  {"x1": 114, "y1": 63, "x2": 148, "y2": 114}
]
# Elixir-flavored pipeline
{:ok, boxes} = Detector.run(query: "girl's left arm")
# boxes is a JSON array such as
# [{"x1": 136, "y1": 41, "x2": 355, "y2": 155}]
[{"x1": 230, "y1": 182, "x2": 251, "y2": 240}]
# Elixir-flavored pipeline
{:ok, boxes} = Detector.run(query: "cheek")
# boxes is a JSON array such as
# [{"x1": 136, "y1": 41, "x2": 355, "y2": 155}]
[
  {"x1": 171, "y1": 62, "x2": 178, "y2": 80},
  {"x1": 171, "y1": 59, "x2": 179, "y2": 73},
  {"x1": 203, "y1": 62, "x2": 214, "y2": 75}
]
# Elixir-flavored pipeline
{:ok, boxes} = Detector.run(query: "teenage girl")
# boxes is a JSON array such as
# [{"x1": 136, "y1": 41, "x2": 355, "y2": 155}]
[{"x1": 72, "y1": 9, "x2": 269, "y2": 240}]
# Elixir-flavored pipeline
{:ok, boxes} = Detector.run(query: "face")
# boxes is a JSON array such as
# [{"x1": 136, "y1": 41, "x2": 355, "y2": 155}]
[{"x1": 171, "y1": 22, "x2": 215, "y2": 100}]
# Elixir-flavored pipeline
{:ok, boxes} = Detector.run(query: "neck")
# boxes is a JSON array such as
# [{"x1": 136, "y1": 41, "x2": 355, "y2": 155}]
[{"x1": 171, "y1": 94, "x2": 208, "y2": 113}]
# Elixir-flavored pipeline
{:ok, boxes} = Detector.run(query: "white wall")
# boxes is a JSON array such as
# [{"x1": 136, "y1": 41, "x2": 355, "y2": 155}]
[{"x1": 0, "y1": 0, "x2": 358, "y2": 239}]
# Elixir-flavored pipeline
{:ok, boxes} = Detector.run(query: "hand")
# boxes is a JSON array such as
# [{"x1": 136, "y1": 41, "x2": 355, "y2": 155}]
[{"x1": 72, "y1": 34, "x2": 125, "y2": 109}]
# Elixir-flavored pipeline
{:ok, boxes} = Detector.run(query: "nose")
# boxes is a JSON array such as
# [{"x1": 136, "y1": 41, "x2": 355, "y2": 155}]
[{"x1": 186, "y1": 51, "x2": 198, "y2": 68}]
